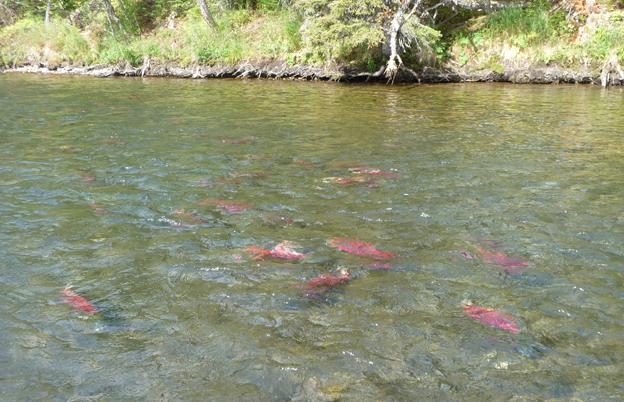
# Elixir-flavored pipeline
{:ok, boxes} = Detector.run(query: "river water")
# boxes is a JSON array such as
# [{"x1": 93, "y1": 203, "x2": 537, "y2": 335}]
[{"x1": 1, "y1": 74, "x2": 623, "y2": 401}]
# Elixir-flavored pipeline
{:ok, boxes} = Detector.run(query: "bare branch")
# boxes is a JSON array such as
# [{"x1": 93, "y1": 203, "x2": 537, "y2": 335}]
[{"x1": 435, "y1": 11, "x2": 458, "y2": 28}]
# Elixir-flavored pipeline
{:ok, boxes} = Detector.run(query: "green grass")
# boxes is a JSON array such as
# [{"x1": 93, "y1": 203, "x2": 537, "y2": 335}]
[
  {"x1": 481, "y1": 0, "x2": 572, "y2": 44},
  {"x1": 0, "y1": 17, "x2": 95, "y2": 65},
  {"x1": 0, "y1": 7, "x2": 303, "y2": 67},
  {"x1": 456, "y1": 0, "x2": 574, "y2": 51},
  {"x1": 113, "y1": 8, "x2": 303, "y2": 65},
  {"x1": 580, "y1": 25, "x2": 624, "y2": 61},
  {"x1": 450, "y1": 0, "x2": 624, "y2": 67},
  {"x1": 1, "y1": 2, "x2": 622, "y2": 71}
]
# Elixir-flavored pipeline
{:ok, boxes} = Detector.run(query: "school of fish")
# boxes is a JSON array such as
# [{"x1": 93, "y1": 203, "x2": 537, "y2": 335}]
[{"x1": 65, "y1": 143, "x2": 532, "y2": 336}]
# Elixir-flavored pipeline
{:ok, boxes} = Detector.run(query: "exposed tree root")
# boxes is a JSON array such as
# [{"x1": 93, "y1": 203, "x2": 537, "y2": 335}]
[
  {"x1": 384, "y1": 1, "x2": 412, "y2": 83},
  {"x1": 3, "y1": 59, "x2": 622, "y2": 86},
  {"x1": 383, "y1": 0, "x2": 425, "y2": 83},
  {"x1": 600, "y1": 53, "x2": 624, "y2": 88}
]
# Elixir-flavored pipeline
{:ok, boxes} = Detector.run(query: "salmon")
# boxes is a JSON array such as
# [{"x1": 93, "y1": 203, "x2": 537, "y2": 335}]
[
  {"x1": 464, "y1": 304, "x2": 521, "y2": 333},
  {"x1": 60, "y1": 288, "x2": 99, "y2": 315},
  {"x1": 330, "y1": 238, "x2": 400, "y2": 260}
]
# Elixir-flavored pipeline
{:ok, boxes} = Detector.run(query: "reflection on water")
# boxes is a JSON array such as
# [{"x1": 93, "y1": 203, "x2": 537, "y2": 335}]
[{"x1": 1, "y1": 74, "x2": 623, "y2": 401}]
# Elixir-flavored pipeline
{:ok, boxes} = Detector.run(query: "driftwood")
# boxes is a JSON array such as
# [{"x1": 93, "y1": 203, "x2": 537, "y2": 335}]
[{"x1": 355, "y1": 65, "x2": 387, "y2": 82}]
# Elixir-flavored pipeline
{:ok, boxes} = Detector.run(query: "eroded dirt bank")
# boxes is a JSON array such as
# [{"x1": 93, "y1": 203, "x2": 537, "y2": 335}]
[{"x1": 2, "y1": 59, "x2": 623, "y2": 86}]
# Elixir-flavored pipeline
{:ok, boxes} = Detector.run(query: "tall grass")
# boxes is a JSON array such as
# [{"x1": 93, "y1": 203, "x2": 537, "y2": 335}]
[
  {"x1": 0, "y1": 18, "x2": 95, "y2": 65},
  {"x1": 0, "y1": 7, "x2": 303, "y2": 67},
  {"x1": 451, "y1": 0, "x2": 623, "y2": 66},
  {"x1": 478, "y1": 0, "x2": 573, "y2": 46},
  {"x1": 580, "y1": 25, "x2": 624, "y2": 61},
  {"x1": 1, "y1": 2, "x2": 621, "y2": 69}
]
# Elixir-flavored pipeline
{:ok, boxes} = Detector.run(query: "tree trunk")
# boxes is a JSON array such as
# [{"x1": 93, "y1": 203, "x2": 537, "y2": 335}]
[
  {"x1": 384, "y1": 0, "x2": 412, "y2": 82},
  {"x1": 101, "y1": 0, "x2": 125, "y2": 35},
  {"x1": 197, "y1": 0, "x2": 216, "y2": 28},
  {"x1": 45, "y1": 0, "x2": 51, "y2": 25},
  {"x1": 449, "y1": 0, "x2": 527, "y2": 12},
  {"x1": 384, "y1": 0, "x2": 425, "y2": 83}
]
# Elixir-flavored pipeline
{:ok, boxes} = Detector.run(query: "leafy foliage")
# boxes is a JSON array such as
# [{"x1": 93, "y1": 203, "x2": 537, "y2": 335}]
[
  {"x1": 400, "y1": 17, "x2": 441, "y2": 64},
  {"x1": 0, "y1": 0, "x2": 623, "y2": 70},
  {"x1": 297, "y1": 0, "x2": 385, "y2": 62}
]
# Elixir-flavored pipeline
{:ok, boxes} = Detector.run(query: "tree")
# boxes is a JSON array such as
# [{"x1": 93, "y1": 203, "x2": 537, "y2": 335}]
[
  {"x1": 382, "y1": 0, "x2": 442, "y2": 82},
  {"x1": 197, "y1": 0, "x2": 216, "y2": 28},
  {"x1": 384, "y1": 0, "x2": 418, "y2": 81},
  {"x1": 45, "y1": 0, "x2": 50, "y2": 25},
  {"x1": 297, "y1": 0, "x2": 442, "y2": 81}
]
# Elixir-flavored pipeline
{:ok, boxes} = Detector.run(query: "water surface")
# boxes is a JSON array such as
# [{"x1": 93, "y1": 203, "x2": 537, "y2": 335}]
[{"x1": 1, "y1": 74, "x2": 623, "y2": 401}]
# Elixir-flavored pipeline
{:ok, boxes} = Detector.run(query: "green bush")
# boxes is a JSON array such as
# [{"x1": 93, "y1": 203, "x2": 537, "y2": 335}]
[
  {"x1": 297, "y1": 0, "x2": 385, "y2": 63},
  {"x1": 366, "y1": 57, "x2": 376, "y2": 73}
]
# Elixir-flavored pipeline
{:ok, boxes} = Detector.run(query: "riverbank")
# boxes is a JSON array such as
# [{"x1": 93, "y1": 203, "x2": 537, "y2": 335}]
[
  {"x1": 2, "y1": 2, "x2": 623, "y2": 86},
  {"x1": 2, "y1": 58, "x2": 621, "y2": 86}
]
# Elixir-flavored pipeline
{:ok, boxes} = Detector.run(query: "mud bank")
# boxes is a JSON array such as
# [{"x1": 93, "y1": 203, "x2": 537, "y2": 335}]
[{"x1": 2, "y1": 59, "x2": 623, "y2": 86}]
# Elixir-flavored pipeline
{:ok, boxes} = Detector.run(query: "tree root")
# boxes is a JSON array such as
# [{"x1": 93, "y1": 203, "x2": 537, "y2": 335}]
[
  {"x1": 600, "y1": 53, "x2": 624, "y2": 88},
  {"x1": 383, "y1": 0, "x2": 424, "y2": 83}
]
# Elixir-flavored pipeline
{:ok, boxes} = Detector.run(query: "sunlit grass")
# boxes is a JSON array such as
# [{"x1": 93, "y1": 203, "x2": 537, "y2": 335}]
[
  {"x1": 0, "y1": 7, "x2": 302, "y2": 67},
  {"x1": 0, "y1": 3, "x2": 622, "y2": 70},
  {"x1": 451, "y1": 1, "x2": 624, "y2": 67},
  {"x1": 94, "y1": 7, "x2": 304, "y2": 66},
  {"x1": 0, "y1": 17, "x2": 95, "y2": 65},
  {"x1": 578, "y1": 24, "x2": 624, "y2": 62}
]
